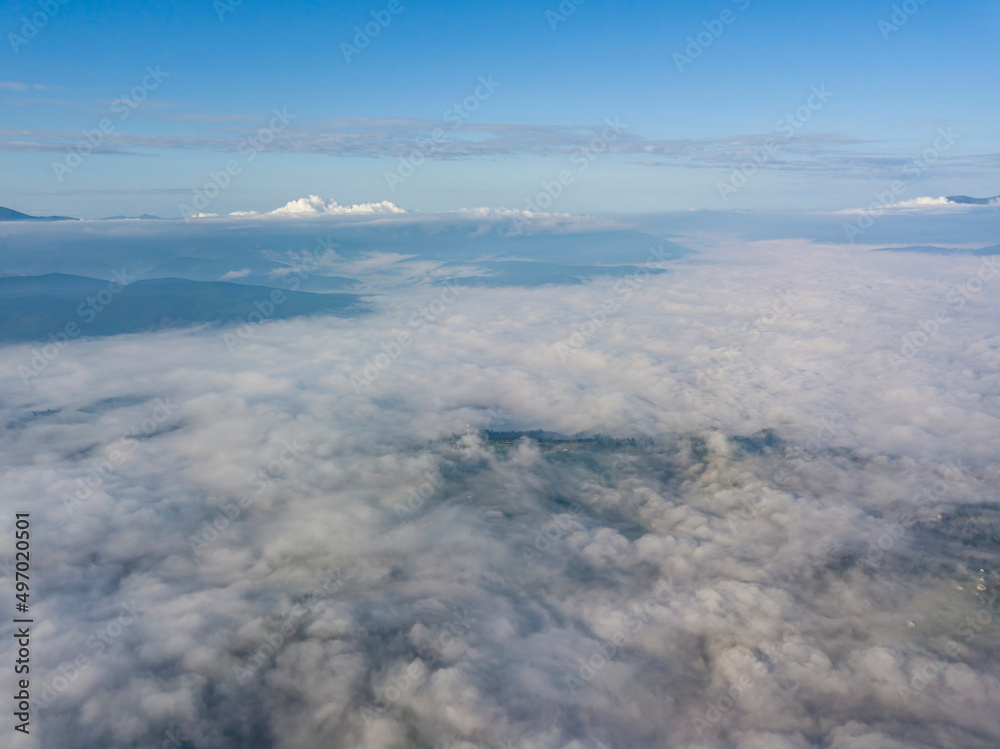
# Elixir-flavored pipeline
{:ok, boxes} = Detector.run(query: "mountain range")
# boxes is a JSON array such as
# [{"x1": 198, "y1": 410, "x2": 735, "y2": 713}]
[
  {"x1": 0, "y1": 273, "x2": 365, "y2": 343},
  {"x1": 946, "y1": 195, "x2": 1000, "y2": 205},
  {"x1": 0, "y1": 206, "x2": 77, "y2": 222},
  {"x1": 876, "y1": 243, "x2": 1000, "y2": 255}
]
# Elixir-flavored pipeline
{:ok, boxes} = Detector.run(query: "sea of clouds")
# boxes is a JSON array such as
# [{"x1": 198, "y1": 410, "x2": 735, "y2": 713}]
[{"x1": 1, "y1": 226, "x2": 998, "y2": 748}]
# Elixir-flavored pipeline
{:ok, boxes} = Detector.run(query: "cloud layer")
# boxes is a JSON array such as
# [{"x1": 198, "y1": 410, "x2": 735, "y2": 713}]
[
  {"x1": 9, "y1": 116, "x2": 999, "y2": 184},
  {"x1": 228, "y1": 195, "x2": 407, "y2": 218},
  {"x1": 0, "y1": 233, "x2": 999, "y2": 748},
  {"x1": 839, "y1": 195, "x2": 1000, "y2": 214}
]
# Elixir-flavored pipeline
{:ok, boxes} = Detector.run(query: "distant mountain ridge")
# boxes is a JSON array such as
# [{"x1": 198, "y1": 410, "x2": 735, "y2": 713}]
[
  {"x1": 947, "y1": 195, "x2": 1000, "y2": 205},
  {"x1": 875, "y1": 243, "x2": 1000, "y2": 256},
  {"x1": 0, "y1": 273, "x2": 366, "y2": 343},
  {"x1": 100, "y1": 214, "x2": 164, "y2": 220},
  {"x1": 443, "y1": 261, "x2": 669, "y2": 287},
  {"x1": 0, "y1": 206, "x2": 173, "y2": 221},
  {"x1": 0, "y1": 206, "x2": 77, "y2": 222}
]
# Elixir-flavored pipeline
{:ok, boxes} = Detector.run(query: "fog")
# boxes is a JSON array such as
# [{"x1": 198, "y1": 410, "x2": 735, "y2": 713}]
[{"x1": 1, "y1": 224, "x2": 998, "y2": 748}]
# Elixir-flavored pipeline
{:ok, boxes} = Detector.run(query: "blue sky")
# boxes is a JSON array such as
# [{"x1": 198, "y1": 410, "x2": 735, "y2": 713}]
[{"x1": 2, "y1": 0, "x2": 999, "y2": 218}]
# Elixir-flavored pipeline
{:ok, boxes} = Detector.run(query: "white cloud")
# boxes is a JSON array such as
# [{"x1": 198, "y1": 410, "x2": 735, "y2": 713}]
[
  {"x1": 892, "y1": 196, "x2": 954, "y2": 208},
  {"x1": 838, "y1": 196, "x2": 1000, "y2": 214},
  {"x1": 219, "y1": 268, "x2": 251, "y2": 280},
  {"x1": 458, "y1": 206, "x2": 569, "y2": 219},
  {"x1": 229, "y1": 195, "x2": 407, "y2": 218},
  {"x1": 0, "y1": 81, "x2": 54, "y2": 91}
]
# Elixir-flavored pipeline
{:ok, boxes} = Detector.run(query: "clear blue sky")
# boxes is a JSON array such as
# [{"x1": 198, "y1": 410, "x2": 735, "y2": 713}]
[{"x1": 2, "y1": 0, "x2": 998, "y2": 218}]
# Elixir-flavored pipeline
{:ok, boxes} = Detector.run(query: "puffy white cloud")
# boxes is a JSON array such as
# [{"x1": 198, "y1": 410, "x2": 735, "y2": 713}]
[
  {"x1": 838, "y1": 195, "x2": 1000, "y2": 214},
  {"x1": 893, "y1": 196, "x2": 955, "y2": 208},
  {"x1": 229, "y1": 195, "x2": 407, "y2": 218}
]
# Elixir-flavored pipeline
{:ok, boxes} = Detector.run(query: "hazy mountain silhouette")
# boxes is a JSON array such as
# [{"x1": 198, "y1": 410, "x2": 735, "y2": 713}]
[
  {"x1": 0, "y1": 206, "x2": 77, "y2": 222},
  {"x1": 0, "y1": 273, "x2": 365, "y2": 343}
]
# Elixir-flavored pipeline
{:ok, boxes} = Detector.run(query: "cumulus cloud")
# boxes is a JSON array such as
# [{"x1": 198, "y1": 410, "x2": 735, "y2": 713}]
[
  {"x1": 898, "y1": 196, "x2": 956, "y2": 208},
  {"x1": 229, "y1": 196, "x2": 407, "y2": 218},
  {"x1": 1, "y1": 228, "x2": 999, "y2": 748},
  {"x1": 838, "y1": 195, "x2": 1000, "y2": 214}
]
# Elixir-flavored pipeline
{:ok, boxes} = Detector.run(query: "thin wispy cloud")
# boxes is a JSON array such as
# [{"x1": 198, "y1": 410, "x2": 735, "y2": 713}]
[
  {"x1": 0, "y1": 81, "x2": 57, "y2": 91},
  {"x1": 4, "y1": 117, "x2": 986, "y2": 183}
]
